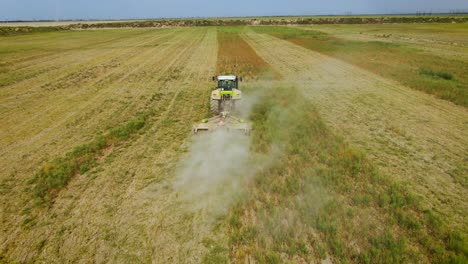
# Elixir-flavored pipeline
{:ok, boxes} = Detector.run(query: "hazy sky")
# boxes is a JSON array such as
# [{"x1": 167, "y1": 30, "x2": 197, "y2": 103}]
[{"x1": 1, "y1": 0, "x2": 468, "y2": 21}]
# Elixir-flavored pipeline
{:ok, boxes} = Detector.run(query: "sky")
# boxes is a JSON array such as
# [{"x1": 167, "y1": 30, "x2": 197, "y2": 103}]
[{"x1": 1, "y1": 0, "x2": 468, "y2": 21}]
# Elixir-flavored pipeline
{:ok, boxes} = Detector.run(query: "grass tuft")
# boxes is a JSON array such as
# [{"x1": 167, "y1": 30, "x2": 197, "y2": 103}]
[{"x1": 419, "y1": 68, "x2": 455, "y2": 81}]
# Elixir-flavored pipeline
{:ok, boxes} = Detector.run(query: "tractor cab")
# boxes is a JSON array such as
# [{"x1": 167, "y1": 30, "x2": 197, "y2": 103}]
[
  {"x1": 213, "y1": 75, "x2": 242, "y2": 91},
  {"x1": 218, "y1": 79, "x2": 236, "y2": 90}
]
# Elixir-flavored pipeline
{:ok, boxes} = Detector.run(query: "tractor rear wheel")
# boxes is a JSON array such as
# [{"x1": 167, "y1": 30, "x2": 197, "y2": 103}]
[{"x1": 210, "y1": 99, "x2": 220, "y2": 115}]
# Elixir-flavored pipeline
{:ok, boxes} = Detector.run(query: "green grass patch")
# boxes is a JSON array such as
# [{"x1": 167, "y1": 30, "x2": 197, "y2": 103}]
[
  {"x1": 252, "y1": 26, "x2": 328, "y2": 40},
  {"x1": 419, "y1": 68, "x2": 455, "y2": 81},
  {"x1": 202, "y1": 238, "x2": 229, "y2": 264}
]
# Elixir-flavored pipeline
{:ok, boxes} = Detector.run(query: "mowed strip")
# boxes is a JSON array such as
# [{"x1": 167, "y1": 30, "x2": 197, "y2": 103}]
[
  {"x1": 0, "y1": 28, "x2": 199, "y2": 193},
  {"x1": 242, "y1": 31, "x2": 468, "y2": 228},
  {"x1": 0, "y1": 29, "x2": 176, "y2": 143},
  {"x1": 0, "y1": 29, "x2": 155, "y2": 86},
  {"x1": 1, "y1": 28, "x2": 218, "y2": 263},
  {"x1": 0, "y1": 29, "x2": 174, "y2": 103},
  {"x1": 0, "y1": 29, "x2": 182, "y2": 188},
  {"x1": 216, "y1": 27, "x2": 280, "y2": 80},
  {"x1": 0, "y1": 29, "x2": 177, "y2": 149},
  {"x1": 0, "y1": 28, "x2": 211, "y2": 260}
]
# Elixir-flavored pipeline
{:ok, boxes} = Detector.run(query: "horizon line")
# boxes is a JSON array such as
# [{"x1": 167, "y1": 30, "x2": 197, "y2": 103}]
[{"x1": 1, "y1": 11, "x2": 468, "y2": 23}]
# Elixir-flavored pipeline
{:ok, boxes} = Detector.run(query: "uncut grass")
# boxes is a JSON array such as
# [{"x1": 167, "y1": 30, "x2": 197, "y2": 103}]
[
  {"x1": 311, "y1": 23, "x2": 468, "y2": 45},
  {"x1": 251, "y1": 26, "x2": 468, "y2": 106},
  {"x1": 218, "y1": 85, "x2": 466, "y2": 263},
  {"x1": 216, "y1": 27, "x2": 281, "y2": 80}
]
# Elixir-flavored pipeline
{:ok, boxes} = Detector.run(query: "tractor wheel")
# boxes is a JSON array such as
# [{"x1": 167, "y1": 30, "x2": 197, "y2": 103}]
[{"x1": 210, "y1": 99, "x2": 220, "y2": 115}]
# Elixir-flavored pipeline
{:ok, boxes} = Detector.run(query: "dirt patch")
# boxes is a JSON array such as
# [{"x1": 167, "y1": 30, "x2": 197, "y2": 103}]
[{"x1": 216, "y1": 27, "x2": 281, "y2": 80}]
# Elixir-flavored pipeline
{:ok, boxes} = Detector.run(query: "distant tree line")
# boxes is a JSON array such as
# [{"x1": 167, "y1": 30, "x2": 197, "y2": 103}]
[
  {"x1": 1, "y1": 16, "x2": 467, "y2": 36},
  {"x1": 0, "y1": 26, "x2": 67, "y2": 36},
  {"x1": 68, "y1": 16, "x2": 468, "y2": 29}
]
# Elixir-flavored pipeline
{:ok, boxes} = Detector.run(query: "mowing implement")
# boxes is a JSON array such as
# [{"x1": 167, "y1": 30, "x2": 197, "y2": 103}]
[{"x1": 193, "y1": 75, "x2": 251, "y2": 135}]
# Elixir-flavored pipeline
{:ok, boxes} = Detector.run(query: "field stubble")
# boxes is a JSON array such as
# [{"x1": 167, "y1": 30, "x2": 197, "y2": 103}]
[
  {"x1": 0, "y1": 28, "x2": 218, "y2": 262},
  {"x1": 0, "y1": 25, "x2": 467, "y2": 263}
]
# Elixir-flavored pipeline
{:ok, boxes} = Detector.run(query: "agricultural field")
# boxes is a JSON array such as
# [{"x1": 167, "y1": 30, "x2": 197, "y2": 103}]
[{"x1": 0, "y1": 23, "x2": 467, "y2": 263}]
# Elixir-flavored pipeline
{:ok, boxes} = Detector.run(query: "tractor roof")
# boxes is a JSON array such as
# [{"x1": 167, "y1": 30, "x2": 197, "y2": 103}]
[{"x1": 217, "y1": 75, "x2": 236, "y2": 81}]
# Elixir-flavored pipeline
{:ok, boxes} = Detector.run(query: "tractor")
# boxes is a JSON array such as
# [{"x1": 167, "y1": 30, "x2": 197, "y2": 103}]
[{"x1": 193, "y1": 75, "x2": 251, "y2": 135}]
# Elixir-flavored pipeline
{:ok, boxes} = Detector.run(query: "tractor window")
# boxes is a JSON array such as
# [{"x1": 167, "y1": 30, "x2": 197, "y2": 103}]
[{"x1": 218, "y1": 80, "x2": 236, "y2": 90}]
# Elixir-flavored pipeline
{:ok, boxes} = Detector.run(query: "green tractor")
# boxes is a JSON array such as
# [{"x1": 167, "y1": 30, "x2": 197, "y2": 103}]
[
  {"x1": 193, "y1": 75, "x2": 251, "y2": 135},
  {"x1": 210, "y1": 75, "x2": 243, "y2": 114}
]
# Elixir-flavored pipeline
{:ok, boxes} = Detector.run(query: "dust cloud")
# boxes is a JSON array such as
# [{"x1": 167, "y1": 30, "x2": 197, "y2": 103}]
[
  {"x1": 173, "y1": 90, "x2": 265, "y2": 219},
  {"x1": 174, "y1": 129, "x2": 255, "y2": 217}
]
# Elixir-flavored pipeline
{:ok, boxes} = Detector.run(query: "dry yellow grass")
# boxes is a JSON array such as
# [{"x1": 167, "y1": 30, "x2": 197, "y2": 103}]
[
  {"x1": 0, "y1": 25, "x2": 466, "y2": 263},
  {"x1": 0, "y1": 27, "x2": 218, "y2": 262}
]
